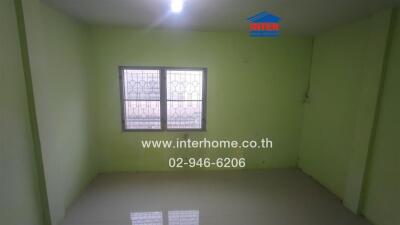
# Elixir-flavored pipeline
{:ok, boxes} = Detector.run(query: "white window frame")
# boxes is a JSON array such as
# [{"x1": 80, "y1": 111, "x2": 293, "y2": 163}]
[{"x1": 119, "y1": 66, "x2": 207, "y2": 131}]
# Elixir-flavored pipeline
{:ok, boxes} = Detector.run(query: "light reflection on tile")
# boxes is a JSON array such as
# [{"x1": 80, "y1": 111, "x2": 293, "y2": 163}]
[
  {"x1": 130, "y1": 210, "x2": 199, "y2": 225},
  {"x1": 63, "y1": 171, "x2": 373, "y2": 225},
  {"x1": 130, "y1": 211, "x2": 163, "y2": 225},
  {"x1": 168, "y1": 210, "x2": 199, "y2": 225}
]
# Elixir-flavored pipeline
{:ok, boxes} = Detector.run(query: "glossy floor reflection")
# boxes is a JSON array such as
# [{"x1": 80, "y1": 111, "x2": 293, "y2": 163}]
[
  {"x1": 168, "y1": 210, "x2": 199, "y2": 225},
  {"x1": 61, "y1": 169, "x2": 372, "y2": 225},
  {"x1": 129, "y1": 210, "x2": 199, "y2": 225},
  {"x1": 130, "y1": 211, "x2": 162, "y2": 225}
]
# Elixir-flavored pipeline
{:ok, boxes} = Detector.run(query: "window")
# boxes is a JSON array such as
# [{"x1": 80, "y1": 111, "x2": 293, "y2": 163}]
[{"x1": 119, "y1": 66, "x2": 207, "y2": 131}]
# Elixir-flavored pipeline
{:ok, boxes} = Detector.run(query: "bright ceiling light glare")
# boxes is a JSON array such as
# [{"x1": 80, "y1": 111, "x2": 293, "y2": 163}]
[{"x1": 170, "y1": 0, "x2": 183, "y2": 13}]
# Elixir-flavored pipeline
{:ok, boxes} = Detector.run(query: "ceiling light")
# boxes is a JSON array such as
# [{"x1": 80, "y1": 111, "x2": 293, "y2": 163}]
[{"x1": 171, "y1": 0, "x2": 183, "y2": 13}]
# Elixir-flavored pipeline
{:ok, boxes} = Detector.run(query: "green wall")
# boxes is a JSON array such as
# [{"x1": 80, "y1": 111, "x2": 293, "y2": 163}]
[
  {"x1": 298, "y1": 7, "x2": 400, "y2": 225},
  {"x1": 0, "y1": 0, "x2": 43, "y2": 224},
  {"x1": 299, "y1": 18, "x2": 371, "y2": 198},
  {"x1": 17, "y1": 0, "x2": 97, "y2": 224},
  {"x1": 299, "y1": 9, "x2": 392, "y2": 204},
  {"x1": 362, "y1": 9, "x2": 400, "y2": 225},
  {"x1": 88, "y1": 27, "x2": 313, "y2": 172}
]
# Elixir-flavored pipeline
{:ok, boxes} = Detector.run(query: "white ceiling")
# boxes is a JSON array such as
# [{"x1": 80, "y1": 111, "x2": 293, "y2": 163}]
[{"x1": 42, "y1": 0, "x2": 399, "y2": 35}]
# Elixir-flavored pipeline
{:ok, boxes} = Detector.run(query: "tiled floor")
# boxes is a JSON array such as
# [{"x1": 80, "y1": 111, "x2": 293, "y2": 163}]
[{"x1": 62, "y1": 169, "x2": 372, "y2": 225}]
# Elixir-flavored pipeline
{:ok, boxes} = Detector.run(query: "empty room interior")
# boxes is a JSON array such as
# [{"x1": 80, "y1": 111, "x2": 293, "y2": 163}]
[{"x1": 2, "y1": 0, "x2": 400, "y2": 225}]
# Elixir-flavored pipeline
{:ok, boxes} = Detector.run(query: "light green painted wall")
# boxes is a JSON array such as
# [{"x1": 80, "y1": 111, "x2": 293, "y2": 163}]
[
  {"x1": 19, "y1": 1, "x2": 97, "y2": 224},
  {"x1": 36, "y1": 4, "x2": 96, "y2": 224},
  {"x1": 362, "y1": 9, "x2": 400, "y2": 225},
  {"x1": 89, "y1": 27, "x2": 313, "y2": 172},
  {"x1": 343, "y1": 9, "x2": 392, "y2": 213},
  {"x1": 299, "y1": 19, "x2": 371, "y2": 198},
  {"x1": 0, "y1": 0, "x2": 43, "y2": 224},
  {"x1": 298, "y1": 8, "x2": 398, "y2": 223}
]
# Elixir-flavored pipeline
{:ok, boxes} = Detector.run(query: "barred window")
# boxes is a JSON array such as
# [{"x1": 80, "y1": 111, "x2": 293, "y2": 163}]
[{"x1": 119, "y1": 66, "x2": 207, "y2": 131}]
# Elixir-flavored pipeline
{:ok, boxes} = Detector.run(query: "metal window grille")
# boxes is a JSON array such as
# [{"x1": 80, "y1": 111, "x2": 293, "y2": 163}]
[{"x1": 119, "y1": 66, "x2": 207, "y2": 131}]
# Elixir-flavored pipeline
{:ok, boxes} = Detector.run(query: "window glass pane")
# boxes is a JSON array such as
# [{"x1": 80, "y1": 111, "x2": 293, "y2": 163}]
[
  {"x1": 120, "y1": 67, "x2": 205, "y2": 131},
  {"x1": 167, "y1": 70, "x2": 203, "y2": 100},
  {"x1": 167, "y1": 101, "x2": 202, "y2": 129},
  {"x1": 125, "y1": 101, "x2": 161, "y2": 129},
  {"x1": 124, "y1": 69, "x2": 160, "y2": 100}
]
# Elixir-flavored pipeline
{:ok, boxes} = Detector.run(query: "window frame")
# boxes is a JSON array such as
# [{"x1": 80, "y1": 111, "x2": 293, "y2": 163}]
[{"x1": 119, "y1": 66, "x2": 207, "y2": 132}]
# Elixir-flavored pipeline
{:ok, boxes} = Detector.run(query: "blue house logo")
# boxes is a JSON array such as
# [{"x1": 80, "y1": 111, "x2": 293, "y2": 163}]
[{"x1": 247, "y1": 11, "x2": 281, "y2": 37}]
